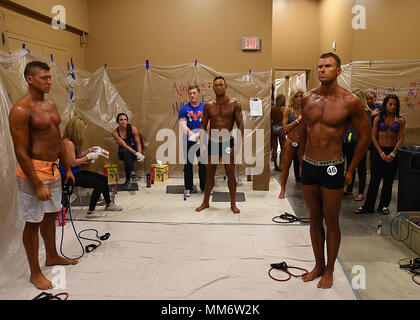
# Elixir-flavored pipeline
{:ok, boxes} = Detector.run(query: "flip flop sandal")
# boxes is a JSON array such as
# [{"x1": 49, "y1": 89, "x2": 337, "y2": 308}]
[
  {"x1": 355, "y1": 207, "x2": 370, "y2": 214},
  {"x1": 379, "y1": 207, "x2": 391, "y2": 215},
  {"x1": 353, "y1": 196, "x2": 365, "y2": 201}
]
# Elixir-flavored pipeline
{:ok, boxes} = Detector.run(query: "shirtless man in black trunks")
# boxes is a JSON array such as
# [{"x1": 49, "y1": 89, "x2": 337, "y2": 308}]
[
  {"x1": 195, "y1": 76, "x2": 244, "y2": 214},
  {"x1": 298, "y1": 53, "x2": 371, "y2": 289}
]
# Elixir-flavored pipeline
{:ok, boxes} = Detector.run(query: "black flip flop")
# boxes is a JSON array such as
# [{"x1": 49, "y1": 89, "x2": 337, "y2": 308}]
[
  {"x1": 379, "y1": 207, "x2": 391, "y2": 215},
  {"x1": 355, "y1": 207, "x2": 371, "y2": 214}
]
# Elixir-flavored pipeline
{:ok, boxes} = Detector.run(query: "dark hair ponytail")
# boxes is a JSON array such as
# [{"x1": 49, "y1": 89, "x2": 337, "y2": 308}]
[
  {"x1": 126, "y1": 123, "x2": 133, "y2": 145},
  {"x1": 116, "y1": 112, "x2": 133, "y2": 144}
]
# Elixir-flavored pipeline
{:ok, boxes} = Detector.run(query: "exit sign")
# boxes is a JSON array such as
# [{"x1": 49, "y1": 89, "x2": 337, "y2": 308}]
[{"x1": 241, "y1": 37, "x2": 260, "y2": 51}]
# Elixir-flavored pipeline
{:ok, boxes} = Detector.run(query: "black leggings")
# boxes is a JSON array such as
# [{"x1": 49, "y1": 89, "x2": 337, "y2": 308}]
[
  {"x1": 74, "y1": 170, "x2": 111, "y2": 211},
  {"x1": 118, "y1": 148, "x2": 137, "y2": 181},
  {"x1": 362, "y1": 147, "x2": 398, "y2": 211},
  {"x1": 343, "y1": 141, "x2": 367, "y2": 194}
]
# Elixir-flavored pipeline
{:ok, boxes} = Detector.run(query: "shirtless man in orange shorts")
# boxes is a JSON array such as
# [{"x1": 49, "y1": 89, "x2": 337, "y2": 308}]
[{"x1": 9, "y1": 61, "x2": 77, "y2": 290}]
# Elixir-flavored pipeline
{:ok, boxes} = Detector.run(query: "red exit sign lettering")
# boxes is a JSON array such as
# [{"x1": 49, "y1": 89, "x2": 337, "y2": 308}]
[{"x1": 241, "y1": 37, "x2": 261, "y2": 51}]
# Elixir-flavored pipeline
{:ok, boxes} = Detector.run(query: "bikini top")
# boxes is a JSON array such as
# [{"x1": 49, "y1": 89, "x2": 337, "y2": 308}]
[
  {"x1": 288, "y1": 111, "x2": 298, "y2": 124},
  {"x1": 378, "y1": 117, "x2": 399, "y2": 132}
]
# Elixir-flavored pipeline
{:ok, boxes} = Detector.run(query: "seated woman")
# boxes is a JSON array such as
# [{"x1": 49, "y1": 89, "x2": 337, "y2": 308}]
[
  {"x1": 279, "y1": 88, "x2": 304, "y2": 199},
  {"x1": 60, "y1": 116, "x2": 122, "y2": 218},
  {"x1": 112, "y1": 113, "x2": 144, "y2": 190},
  {"x1": 355, "y1": 94, "x2": 405, "y2": 215}
]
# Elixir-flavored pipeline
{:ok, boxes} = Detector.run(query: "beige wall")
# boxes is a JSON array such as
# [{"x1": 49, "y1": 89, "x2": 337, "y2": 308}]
[
  {"x1": 272, "y1": 0, "x2": 319, "y2": 70},
  {"x1": 85, "y1": 0, "x2": 272, "y2": 73},
  {"x1": 318, "y1": 0, "x2": 353, "y2": 65},
  {"x1": 318, "y1": 0, "x2": 420, "y2": 63},
  {"x1": 9, "y1": 0, "x2": 89, "y2": 32},
  {"x1": 0, "y1": 6, "x2": 86, "y2": 69},
  {"x1": 352, "y1": 0, "x2": 420, "y2": 61},
  {"x1": 272, "y1": 0, "x2": 420, "y2": 89}
]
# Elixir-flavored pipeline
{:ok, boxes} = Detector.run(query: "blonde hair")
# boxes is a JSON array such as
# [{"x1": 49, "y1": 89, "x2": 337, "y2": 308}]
[
  {"x1": 353, "y1": 89, "x2": 370, "y2": 112},
  {"x1": 288, "y1": 87, "x2": 305, "y2": 107},
  {"x1": 63, "y1": 116, "x2": 87, "y2": 151},
  {"x1": 364, "y1": 88, "x2": 377, "y2": 98}
]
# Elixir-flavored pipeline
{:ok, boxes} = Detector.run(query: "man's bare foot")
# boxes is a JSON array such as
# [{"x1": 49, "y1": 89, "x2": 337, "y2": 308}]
[
  {"x1": 231, "y1": 205, "x2": 240, "y2": 214},
  {"x1": 195, "y1": 203, "x2": 209, "y2": 212},
  {"x1": 302, "y1": 265, "x2": 325, "y2": 282},
  {"x1": 45, "y1": 256, "x2": 78, "y2": 266},
  {"x1": 278, "y1": 192, "x2": 285, "y2": 199},
  {"x1": 317, "y1": 271, "x2": 334, "y2": 289},
  {"x1": 30, "y1": 273, "x2": 53, "y2": 290}
]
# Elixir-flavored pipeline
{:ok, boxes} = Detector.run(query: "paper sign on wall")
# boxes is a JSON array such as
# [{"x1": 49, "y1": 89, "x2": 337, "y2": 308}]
[{"x1": 250, "y1": 98, "x2": 263, "y2": 116}]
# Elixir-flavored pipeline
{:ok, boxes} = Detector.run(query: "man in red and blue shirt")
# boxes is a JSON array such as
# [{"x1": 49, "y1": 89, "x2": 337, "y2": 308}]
[{"x1": 179, "y1": 85, "x2": 206, "y2": 196}]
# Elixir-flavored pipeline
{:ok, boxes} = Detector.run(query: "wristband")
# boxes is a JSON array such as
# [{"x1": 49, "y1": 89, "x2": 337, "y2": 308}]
[
  {"x1": 295, "y1": 119, "x2": 300, "y2": 124},
  {"x1": 380, "y1": 152, "x2": 385, "y2": 156},
  {"x1": 390, "y1": 152, "x2": 396, "y2": 158}
]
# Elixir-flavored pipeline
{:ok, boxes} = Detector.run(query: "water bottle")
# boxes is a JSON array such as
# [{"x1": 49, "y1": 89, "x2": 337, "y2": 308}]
[{"x1": 377, "y1": 219, "x2": 382, "y2": 235}]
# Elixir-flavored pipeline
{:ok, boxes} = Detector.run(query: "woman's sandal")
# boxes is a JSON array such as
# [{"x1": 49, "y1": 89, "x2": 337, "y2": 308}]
[
  {"x1": 355, "y1": 207, "x2": 370, "y2": 214},
  {"x1": 379, "y1": 207, "x2": 391, "y2": 215},
  {"x1": 353, "y1": 195, "x2": 365, "y2": 201}
]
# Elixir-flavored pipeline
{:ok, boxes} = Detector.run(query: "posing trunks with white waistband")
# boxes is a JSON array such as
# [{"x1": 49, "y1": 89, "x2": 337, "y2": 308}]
[{"x1": 301, "y1": 155, "x2": 345, "y2": 190}]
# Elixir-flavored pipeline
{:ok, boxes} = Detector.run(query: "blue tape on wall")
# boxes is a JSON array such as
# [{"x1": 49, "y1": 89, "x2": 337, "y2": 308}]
[
  {"x1": 22, "y1": 43, "x2": 31, "y2": 53},
  {"x1": 146, "y1": 59, "x2": 149, "y2": 70}
]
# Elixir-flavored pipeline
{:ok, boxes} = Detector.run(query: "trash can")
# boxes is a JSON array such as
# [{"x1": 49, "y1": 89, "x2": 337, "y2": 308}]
[{"x1": 397, "y1": 146, "x2": 420, "y2": 212}]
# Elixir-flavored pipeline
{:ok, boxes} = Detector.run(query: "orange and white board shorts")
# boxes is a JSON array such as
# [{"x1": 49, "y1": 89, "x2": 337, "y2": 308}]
[{"x1": 16, "y1": 159, "x2": 62, "y2": 223}]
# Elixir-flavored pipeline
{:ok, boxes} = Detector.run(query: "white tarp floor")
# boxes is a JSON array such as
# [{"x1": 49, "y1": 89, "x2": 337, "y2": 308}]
[
  {"x1": 0, "y1": 177, "x2": 358, "y2": 300},
  {"x1": 68, "y1": 176, "x2": 298, "y2": 225}
]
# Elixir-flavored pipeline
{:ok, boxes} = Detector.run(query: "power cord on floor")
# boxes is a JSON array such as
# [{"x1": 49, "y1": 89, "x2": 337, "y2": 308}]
[
  {"x1": 398, "y1": 257, "x2": 420, "y2": 286},
  {"x1": 272, "y1": 212, "x2": 310, "y2": 224},
  {"x1": 60, "y1": 181, "x2": 110, "y2": 259},
  {"x1": 268, "y1": 261, "x2": 308, "y2": 282},
  {"x1": 390, "y1": 213, "x2": 410, "y2": 242},
  {"x1": 32, "y1": 292, "x2": 69, "y2": 300}
]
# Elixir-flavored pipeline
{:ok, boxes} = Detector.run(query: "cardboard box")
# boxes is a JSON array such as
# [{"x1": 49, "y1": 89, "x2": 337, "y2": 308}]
[
  {"x1": 152, "y1": 164, "x2": 169, "y2": 182},
  {"x1": 398, "y1": 212, "x2": 420, "y2": 255},
  {"x1": 104, "y1": 164, "x2": 119, "y2": 185}
]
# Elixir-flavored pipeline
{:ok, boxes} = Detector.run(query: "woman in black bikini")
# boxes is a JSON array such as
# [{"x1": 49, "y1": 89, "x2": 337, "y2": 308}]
[{"x1": 355, "y1": 94, "x2": 405, "y2": 215}]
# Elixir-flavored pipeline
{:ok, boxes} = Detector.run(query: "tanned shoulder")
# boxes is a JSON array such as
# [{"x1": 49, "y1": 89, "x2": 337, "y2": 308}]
[{"x1": 10, "y1": 98, "x2": 31, "y2": 121}]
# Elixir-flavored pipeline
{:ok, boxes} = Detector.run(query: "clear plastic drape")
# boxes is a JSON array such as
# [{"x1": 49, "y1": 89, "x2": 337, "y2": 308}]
[
  {"x1": 0, "y1": 50, "x2": 271, "y2": 287},
  {"x1": 2, "y1": 49, "x2": 419, "y2": 288}
]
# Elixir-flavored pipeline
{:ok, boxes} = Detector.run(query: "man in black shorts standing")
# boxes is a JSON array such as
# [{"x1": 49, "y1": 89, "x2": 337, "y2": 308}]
[
  {"x1": 298, "y1": 53, "x2": 371, "y2": 289},
  {"x1": 195, "y1": 76, "x2": 244, "y2": 214}
]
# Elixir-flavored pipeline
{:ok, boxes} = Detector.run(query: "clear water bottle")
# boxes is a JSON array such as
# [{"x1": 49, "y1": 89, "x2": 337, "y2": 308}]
[{"x1": 377, "y1": 219, "x2": 382, "y2": 235}]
